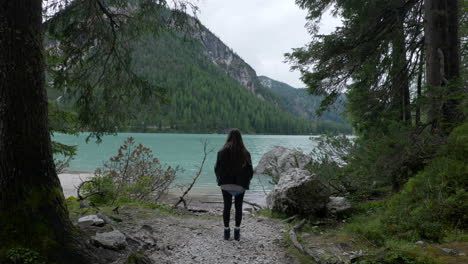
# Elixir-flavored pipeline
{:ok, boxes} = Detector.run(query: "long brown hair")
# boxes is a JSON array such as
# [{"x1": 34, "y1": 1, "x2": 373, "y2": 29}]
[{"x1": 221, "y1": 128, "x2": 250, "y2": 167}]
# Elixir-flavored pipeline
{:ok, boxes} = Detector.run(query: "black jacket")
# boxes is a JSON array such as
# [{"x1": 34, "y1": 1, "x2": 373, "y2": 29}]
[{"x1": 214, "y1": 148, "x2": 254, "y2": 190}]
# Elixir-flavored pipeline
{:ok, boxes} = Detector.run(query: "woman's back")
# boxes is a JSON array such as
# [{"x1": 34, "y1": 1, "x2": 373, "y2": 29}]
[
  {"x1": 214, "y1": 129, "x2": 253, "y2": 241},
  {"x1": 215, "y1": 147, "x2": 253, "y2": 189}
]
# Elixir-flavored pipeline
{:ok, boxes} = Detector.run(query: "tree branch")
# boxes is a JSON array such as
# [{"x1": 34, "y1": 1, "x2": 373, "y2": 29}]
[{"x1": 174, "y1": 140, "x2": 214, "y2": 208}]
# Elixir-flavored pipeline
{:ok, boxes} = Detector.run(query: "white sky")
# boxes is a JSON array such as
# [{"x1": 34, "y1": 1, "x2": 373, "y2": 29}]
[{"x1": 197, "y1": 0, "x2": 341, "y2": 88}]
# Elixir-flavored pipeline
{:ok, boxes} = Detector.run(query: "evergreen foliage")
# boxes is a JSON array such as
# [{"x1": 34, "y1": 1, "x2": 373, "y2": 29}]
[
  {"x1": 383, "y1": 122, "x2": 468, "y2": 241},
  {"x1": 289, "y1": 0, "x2": 465, "y2": 192},
  {"x1": 124, "y1": 31, "x2": 349, "y2": 134},
  {"x1": 291, "y1": 0, "x2": 466, "y2": 260},
  {"x1": 50, "y1": 27, "x2": 351, "y2": 134},
  {"x1": 258, "y1": 76, "x2": 350, "y2": 125}
]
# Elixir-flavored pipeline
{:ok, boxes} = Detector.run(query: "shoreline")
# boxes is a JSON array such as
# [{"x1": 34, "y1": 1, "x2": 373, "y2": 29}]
[{"x1": 58, "y1": 172, "x2": 269, "y2": 208}]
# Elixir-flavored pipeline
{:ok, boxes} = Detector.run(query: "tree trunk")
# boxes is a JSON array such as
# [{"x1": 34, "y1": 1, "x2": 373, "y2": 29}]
[
  {"x1": 0, "y1": 1, "x2": 88, "y2": 262},
  {"x1": 425, "y1": 0, "x2": 461, "y2": 132},
  {"x1": 391, "y1": 17, "x2": 412, "y2": 125},
  {"x1": 415, "y1": 53, "x2": 424, "y2": 126}
]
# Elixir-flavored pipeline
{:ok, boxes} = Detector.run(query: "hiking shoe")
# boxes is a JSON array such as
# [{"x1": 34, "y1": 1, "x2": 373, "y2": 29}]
[
  {"x1": 224, "y1": 228, "x2": 230, "y2": 240},
  {"x1": 234, "y1": 227, "x2": 240, "y2": 241}
]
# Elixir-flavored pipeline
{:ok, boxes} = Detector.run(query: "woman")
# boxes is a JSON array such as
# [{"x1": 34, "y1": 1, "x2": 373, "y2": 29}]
[{"x1": 214, "y1": 129, "x2": 253, "y2": 241}]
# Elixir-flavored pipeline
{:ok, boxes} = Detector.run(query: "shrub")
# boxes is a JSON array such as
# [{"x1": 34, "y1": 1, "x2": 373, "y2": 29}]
[
  {"x1": 306, "y1": 134, "x2": 360, "y2": 196},
  {"x1": 309, "y1": 124, "x2": 446, "y2": 200},
  {"x1": 83, "y1": 137, "x2": 178, "y2": 205},
  {"x1": 382, "y1": 123, "x2": 468, "y2": 242},
  {"x1": 5, "y1": 248, "x2": 44, "y2": 264}
]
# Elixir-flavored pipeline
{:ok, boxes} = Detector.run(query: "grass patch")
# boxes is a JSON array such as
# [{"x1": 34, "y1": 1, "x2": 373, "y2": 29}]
[{"x1": 257, "y1": 208, "x2": 288, "y2": 219}]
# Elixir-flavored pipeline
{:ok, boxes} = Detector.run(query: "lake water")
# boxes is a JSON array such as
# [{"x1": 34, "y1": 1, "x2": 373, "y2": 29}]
[{"x1": 54, "y1": 133, "x2": 319, "y2": 193}]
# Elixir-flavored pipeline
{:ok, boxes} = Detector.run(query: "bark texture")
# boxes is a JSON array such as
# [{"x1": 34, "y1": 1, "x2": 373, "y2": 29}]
[
  {"x1": 0, "y1": 1, "x2": 88, "y2": 262},
  {"x1": 391, "y1": 16, "x2": 412, "y2": 124},
  {"x1": 425, "y1": 0, "x2": 462, "y2": 131}
]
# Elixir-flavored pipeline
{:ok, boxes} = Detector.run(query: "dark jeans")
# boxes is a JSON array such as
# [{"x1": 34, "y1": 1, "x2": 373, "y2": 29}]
[{"x1": 221, "y1": 190, "x2": 245, "y2": 228}]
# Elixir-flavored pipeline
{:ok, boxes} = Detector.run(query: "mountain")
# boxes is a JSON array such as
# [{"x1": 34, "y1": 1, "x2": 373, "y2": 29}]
[
  {"x1": 49, "y1": 13, "x2": 352, "y2": 134},
  {"x1": 258, "y1": 76, "x2": 350, "y2": 125}
]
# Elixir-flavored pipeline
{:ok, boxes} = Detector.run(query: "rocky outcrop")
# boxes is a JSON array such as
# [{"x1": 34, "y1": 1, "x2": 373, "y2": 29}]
[
  {"x1": 195, "y1": 28, "x2": 260, "y2": 94},
  {"x1": 266, "y1": 168, "x2": 331, "y2": 216},
  {"x1": 255, "y1": 146, "x2": 312, "y2": 179}
]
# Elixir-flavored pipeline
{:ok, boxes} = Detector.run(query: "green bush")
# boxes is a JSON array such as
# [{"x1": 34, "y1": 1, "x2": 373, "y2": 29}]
[
  {"x1": 82, "y1": 137, "x2": 178, "y2": 205},
  {"x1": 382, "y1": 123, "x2": 468, "y2": 242},
  {"x1": 5, "y1": 248, "x2": 44, "y2": 264},
  {"x1": 306, "y1": 130, "x2": 437, "y2": 200},
  {"x1": 81, "y1": 173, "x2": 116, "y2": 205}
]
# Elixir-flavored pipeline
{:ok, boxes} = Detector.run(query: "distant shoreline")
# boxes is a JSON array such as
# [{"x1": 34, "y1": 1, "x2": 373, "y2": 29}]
[{"x1": 53, "y1": 131, "x2": 340, "y2": 136}]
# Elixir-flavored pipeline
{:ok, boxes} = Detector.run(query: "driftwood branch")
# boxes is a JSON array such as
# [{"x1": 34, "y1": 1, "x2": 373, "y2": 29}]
[
  {"x1": 76, "y1": 179, "x2": 105, "y2": 201},
  {"x1": 282, "y1": 215, "x2": 298, "y2": 223},
  {"x1": 289, "y1": 219, "x2": 322, "y2": 263},
  {"x1": 174, "y1": 140, "x2": 214, "y2": 208}
]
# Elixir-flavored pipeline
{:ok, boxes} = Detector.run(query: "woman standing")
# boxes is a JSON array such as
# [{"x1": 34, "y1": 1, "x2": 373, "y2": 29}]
[{"x1": 215, "y1": 129, "x2": 253, "y2": 241}]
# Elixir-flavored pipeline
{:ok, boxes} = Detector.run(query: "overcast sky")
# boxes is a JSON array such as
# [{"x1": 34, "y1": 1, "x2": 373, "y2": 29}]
[{"x1": 197, "y1": 0, "x2": 341, "y2": 88}]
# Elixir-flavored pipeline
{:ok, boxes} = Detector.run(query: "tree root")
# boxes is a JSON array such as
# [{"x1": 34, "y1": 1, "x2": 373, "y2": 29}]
[
  {"x1": 282, "y1": 215, "x2": 298, "y2": 223},
  {"x1": 289, "y1": 219, "x2": 322, "y2": 263}
]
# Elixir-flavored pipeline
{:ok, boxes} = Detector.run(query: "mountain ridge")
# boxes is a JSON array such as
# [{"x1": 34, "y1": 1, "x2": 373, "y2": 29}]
[
  {"x1": 258, "y1": 75, "x2": 350, "y2": 125},
  {"x1": 48, "y1": 10, "x2": 352, "y2": 134}
]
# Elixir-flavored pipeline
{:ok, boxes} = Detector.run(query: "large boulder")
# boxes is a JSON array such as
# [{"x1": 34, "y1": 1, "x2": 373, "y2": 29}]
[
  {"x1": 91, "y1": 230, "x2": 128, "y2": 250},
  {"x1": 266, "y1": 168, "x2": 331, "y2": 216},
  {"x1": 255, "y1": 146, "x2": 312, "y2": 179}
]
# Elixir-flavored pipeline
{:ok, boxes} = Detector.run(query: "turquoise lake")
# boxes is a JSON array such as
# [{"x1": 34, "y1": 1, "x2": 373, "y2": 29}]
[{"x1": 54, "y1": 133, "x2": 319, "y2": 192}]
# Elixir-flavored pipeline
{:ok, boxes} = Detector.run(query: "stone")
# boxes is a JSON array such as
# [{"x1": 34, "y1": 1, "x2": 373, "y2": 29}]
[
  {"x1": 78, "y1": 214, "x2": 105, "y2": 227},
  {"x1": 255, "y1": 146, "x2": 312, "y2": 179},
  {"x1": 415, "y1": 241, "x2": 427, "y2": 247},
  {"x1": 91, "y1": 230, "x2": 127, "y2": 250},
  {"x1": 441, "y1": 248, "x2": 458, "y2": 256},
  {"x1": 326, "y1": 196, "x2": 351, "y2": 215},
  {"x1": 97, "y1": 213, "x2": 114, "y2": 224},
  {"x1": 266, "y1": 168, "x2": 331, "y2": 216}
]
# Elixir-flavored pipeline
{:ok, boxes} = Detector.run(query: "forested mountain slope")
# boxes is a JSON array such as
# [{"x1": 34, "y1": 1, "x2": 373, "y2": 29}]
[
  {"x1": 128, "y1": 32, "x2": 310, "y2": 134},
  {"x1": 49, "y1": 16, "x2": 351, "y2": 134},
  {"x1": 258, "y1": 76, "x2": 350, "y2": 125}
]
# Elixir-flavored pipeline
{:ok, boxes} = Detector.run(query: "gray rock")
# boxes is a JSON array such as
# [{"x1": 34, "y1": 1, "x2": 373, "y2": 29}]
[
  {"x1": 255, "y1": 146, "x2": 312, "y2": 179},
  {"x1": 96, "y1": 213, "x2": 114, "y2": 224},
  {"x1": 91, "y1": 230, "x2": 127, "y2": 250},
  {"x1": 266, "y1": 168, "x2": 330, "y2": 216},
  {"x1": 326, "y1": 196, "x2": 351, "y2": 215},
  {"x1": 78, "y1": 214, "x2": 105, "y2": 227},
  {"x1": 130, "y1": 225, "x2": 157, "y2": 248},
  {"x1": 441, "y1": 247, "x2": 458, "y2": 256},
  {"x1": 415, "y1": 241, "x2": 427, "y2": 247}
]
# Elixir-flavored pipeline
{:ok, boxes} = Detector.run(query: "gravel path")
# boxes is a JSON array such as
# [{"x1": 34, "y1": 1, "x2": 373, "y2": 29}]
[
  {"x1": 115, "y1": 208, "x2": 298, "y2": 264},
  {"x1": 62, "y1": 173, "x2": 297, "y2": 263}
]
